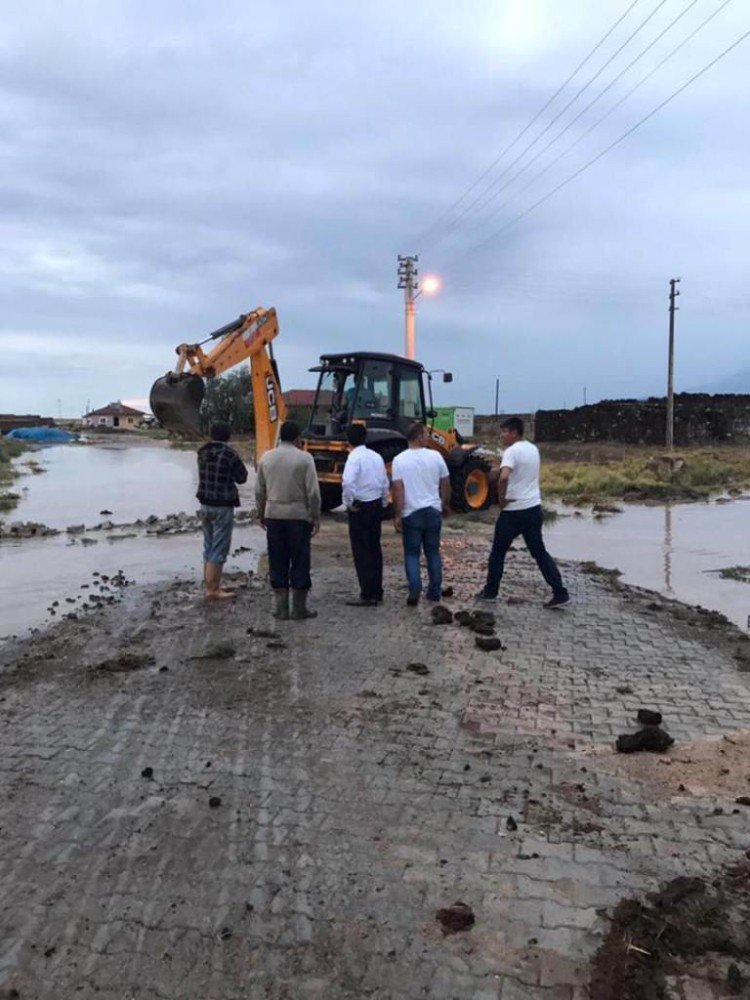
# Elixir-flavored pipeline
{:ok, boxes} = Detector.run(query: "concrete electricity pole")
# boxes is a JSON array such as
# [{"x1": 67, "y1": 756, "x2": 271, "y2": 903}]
[
  {"x1": 397, "y1": 255, "x2": 419, "y2": 359},
  {"x1": 666, "y1": 277, "x2": 681, "y2": 451}
]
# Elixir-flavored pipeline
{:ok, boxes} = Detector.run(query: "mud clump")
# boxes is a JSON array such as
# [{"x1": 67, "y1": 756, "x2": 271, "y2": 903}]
[
  {"x1": 589, "y1": 875, "x2": 741, "y2": 1000},
  {"x1": 616, "y1": 728, "x2": 674, "y2": 754},
  {"x1": 431, "y1": 605, "x2": 453, "y2": 625},
  {"x1": 189, "y1": 643, "x2": 236, "y2": 661},
  {"x1": 93, "y1": 652, "x2": 155, "y2": 674},
  {"x1": 406, "y1": 662, "x2": 430, "y2": 676},
  {"x1": 435, "y1": 901, "x2": 475, "y2": 935},
  {"x1": 475, "y1": 636, "x2": 505, "y2": 652}
]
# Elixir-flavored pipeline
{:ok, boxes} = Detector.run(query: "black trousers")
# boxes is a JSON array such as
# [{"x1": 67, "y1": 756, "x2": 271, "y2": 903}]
[
  {"x1": 484, "y1": 504, "x2": 567, "y2": 598},
  {"x1": 347, "y1": 500, "x2": 384, "y2": 601},
  {"x1": 266, "y1": 519, "x2": 312, "y2": 591}
]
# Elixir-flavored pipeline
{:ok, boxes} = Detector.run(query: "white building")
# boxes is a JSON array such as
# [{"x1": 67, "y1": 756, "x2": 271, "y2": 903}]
[{"x1": 83, "y1": 401, "x2": 145, "y2": 430}]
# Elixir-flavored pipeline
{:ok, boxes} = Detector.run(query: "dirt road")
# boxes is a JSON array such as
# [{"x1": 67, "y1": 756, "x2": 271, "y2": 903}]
[{"x1": 1, "y1": 517, "x2": 749, "y2": 999}]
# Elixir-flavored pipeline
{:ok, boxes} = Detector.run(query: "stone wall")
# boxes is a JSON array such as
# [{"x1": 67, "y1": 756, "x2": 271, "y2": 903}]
[
  {"x1": 0, "y1": 414, "x2": 55, "y2": 435},
  {"x1": 535, "y1": 394, "x2": 750, "y2": 445}
]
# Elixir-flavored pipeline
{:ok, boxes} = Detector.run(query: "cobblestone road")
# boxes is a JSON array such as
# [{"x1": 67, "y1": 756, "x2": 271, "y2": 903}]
[{"x1": 1, "y1": 520, "x2": 749, "y2": 999}]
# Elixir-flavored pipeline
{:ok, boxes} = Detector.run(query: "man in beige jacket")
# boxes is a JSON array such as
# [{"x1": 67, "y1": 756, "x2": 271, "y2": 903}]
[{"x1": 255, "y1": 421, "x2": 321, "y2": 620}]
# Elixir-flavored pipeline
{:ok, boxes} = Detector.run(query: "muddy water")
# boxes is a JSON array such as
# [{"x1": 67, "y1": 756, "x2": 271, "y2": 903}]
[
  {"x1": 546, "y1": 499, "x2": 750, "y2": 629},
  {"x1": 1, "y1": 442, "x2": 262, "y2": 638},
  {"x1": 10, "y1": 439, "x2": 256, "y2": 528}
]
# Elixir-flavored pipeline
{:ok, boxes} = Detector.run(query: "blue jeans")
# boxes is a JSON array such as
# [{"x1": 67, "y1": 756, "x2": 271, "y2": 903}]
[
  {"x1": 402, "y1": 506, "x2": 442, "y2": 599},
  {"x1": 201, "y1": 505, "x2": 234, "y2": 564}
]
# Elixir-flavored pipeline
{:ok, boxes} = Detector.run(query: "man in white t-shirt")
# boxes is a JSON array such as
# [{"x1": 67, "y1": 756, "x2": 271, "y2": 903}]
[
  {"x1": 477, "y1": 416, "x2": 569, "y2": 608},
  {"x1": 391, "y1": 423, "x2": 451, "y2": 607}
]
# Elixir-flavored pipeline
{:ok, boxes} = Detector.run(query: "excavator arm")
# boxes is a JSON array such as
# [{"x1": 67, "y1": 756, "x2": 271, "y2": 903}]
[{"x1": 149, "y1": 307, "x2": 286, "y2": 460}]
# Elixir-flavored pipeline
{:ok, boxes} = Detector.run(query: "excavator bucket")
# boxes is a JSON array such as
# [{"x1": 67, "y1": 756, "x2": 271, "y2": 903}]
[{"x1": 149, "y1": 373, "x2": 206, "y2": 438}]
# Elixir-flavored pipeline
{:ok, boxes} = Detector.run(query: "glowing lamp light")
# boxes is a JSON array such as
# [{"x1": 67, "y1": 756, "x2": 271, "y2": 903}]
[{"x1": 421, "y1": 275, "x2": 440, "y2": 295}]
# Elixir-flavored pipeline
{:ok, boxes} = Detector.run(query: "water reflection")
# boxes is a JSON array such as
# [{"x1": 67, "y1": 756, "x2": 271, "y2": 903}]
[
  {"x1": 663, "y1": 504, "x2": 673, "y2": 593},
  {"x1": 546, "y1": 500, "x2": 750, "y2": 629}
]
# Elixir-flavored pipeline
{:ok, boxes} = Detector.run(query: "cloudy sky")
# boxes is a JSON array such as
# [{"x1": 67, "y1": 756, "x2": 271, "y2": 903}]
[{"x1": 2, "y1": 0, "x2": 748, "y2": 417}]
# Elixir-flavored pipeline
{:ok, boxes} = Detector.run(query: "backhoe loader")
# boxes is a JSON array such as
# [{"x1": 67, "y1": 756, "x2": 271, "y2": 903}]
[{"x1": 150, "y1": 308, "x2": 492, "y2": 513}]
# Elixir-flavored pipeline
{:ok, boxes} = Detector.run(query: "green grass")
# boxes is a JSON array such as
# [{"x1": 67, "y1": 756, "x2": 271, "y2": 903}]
[
  {"x1": 0, "y1": 492, "x2": 21, "y2": 512},
  {"x1": 0, "y1": 440, "x2": 28, "y2": 516},
  {"x1": 715, "y1": 565, "x2": 750, "y2": 584},
  {"x1": 536, "y1": 445, "x2": 750, "y2": 502}
]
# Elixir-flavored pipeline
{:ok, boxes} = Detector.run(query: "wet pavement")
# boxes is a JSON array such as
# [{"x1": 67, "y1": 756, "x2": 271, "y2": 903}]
[{"x1": 1, "y1": 522, "x2": 750, "y2": 998}]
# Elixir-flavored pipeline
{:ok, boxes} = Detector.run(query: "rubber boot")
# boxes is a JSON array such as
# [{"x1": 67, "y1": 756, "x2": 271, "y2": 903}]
[
  {"x1": 273, "y1": 588, "x2": 290, "y2": 620},
  {"x1": 291, "y1": 589, "x2": 317, "y2": 620}
]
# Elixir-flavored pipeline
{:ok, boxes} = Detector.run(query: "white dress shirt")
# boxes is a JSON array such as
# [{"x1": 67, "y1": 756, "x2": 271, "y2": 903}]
[{"x1": 342, "y1": 445, "x2": 390, "y2": 508}]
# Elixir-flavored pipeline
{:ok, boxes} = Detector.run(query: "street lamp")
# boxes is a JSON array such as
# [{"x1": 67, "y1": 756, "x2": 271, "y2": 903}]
[{"x1": 398, "y1": 255, "x2": 441, "y2": 360}]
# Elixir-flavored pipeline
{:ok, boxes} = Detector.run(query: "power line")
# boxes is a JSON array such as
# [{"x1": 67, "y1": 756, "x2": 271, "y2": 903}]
[
  {"x1": 455, "y1": 27, "x2": 750, "y2": 263},
  {"x1": 474, "y1": 0, "x2": 734, "y2": 234},
  {"x1": 411, "y1": 0, "x2": 645, "y2": 247},
  {"x1": 454, "y1": 0, "x2": 704, "y2": 232},
  {"x1": 424, "y1": 0, "x2": 672, "y2": 250}
]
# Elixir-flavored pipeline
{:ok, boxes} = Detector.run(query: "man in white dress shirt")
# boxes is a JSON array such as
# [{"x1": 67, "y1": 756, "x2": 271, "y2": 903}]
[{"x1": 341, "y1": 423, "x2": 390, "y2": 606}]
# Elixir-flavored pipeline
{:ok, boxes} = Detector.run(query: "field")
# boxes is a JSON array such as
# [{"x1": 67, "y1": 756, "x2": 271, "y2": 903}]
[{"x1": 476, "y1": 431, "x2": 750, "y2": 502}]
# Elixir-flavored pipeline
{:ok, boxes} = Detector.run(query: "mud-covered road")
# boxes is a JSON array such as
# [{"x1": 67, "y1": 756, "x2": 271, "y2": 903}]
[{"x1": 1, "y1": 519, "x2": 750, "y2": 999}]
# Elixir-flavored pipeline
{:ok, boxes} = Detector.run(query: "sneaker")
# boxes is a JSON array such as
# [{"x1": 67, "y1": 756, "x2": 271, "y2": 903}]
[
  {"x1": 475, "y1": 589, "x2": 497, "y2": 602},
  {"x1": 544, "y1": 593, "x2": 570, "y2": 609},
  {"x1": 425, "y1": 593, "x2": 440, "y2": 603},
  {"x1": 406, "y1": 591, "x2": 420, "y2": 607}
]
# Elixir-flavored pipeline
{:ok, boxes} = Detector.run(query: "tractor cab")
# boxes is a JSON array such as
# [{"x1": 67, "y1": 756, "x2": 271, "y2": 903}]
[
  {"x1": 303, "y1": 352, "x2": 431, "y2": 510},
  {"x1": 300, "y1": 351, "x2": 493, "y2": 513},
  {"x1": 305, "y1": 353, "x2": 427, "y2": 441}
]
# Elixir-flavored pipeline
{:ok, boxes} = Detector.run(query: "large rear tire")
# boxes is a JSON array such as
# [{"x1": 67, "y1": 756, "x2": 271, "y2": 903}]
[
  {"x1": 320, "y1": 482, "x2": 343, "y2": 512},
  {"x1": 450, "y1": 456, "x2": 492, "y2": 512}
]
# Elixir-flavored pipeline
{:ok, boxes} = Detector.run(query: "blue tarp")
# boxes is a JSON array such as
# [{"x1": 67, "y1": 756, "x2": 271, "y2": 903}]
[{"x1": 5, "y1": 427, "x2": 77, "y2": 443}]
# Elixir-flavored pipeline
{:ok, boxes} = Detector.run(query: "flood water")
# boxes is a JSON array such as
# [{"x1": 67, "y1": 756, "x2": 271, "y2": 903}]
[
  {"x1": 545, "y1": 500, "x2": 750, "y2": 629},
  {"x1": 1, "y1": 442, "x2": 749, "y2": 637},
  {"x1": 10, "y1": 439, "x2": 255, "y2": 528},
  {"x1": 1, "y1": 441, "x2": 262, "y2": 638}
]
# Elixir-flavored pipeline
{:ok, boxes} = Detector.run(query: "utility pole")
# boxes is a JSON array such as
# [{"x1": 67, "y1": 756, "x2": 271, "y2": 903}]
[
  {"x1": 494, "y1": 378, "x2": 500, "y2": 419},
  {"x1": 583, "y1": 386, "x2": 587, "y2": 406},
  {"x1": 666, "y1": 277, "x2": 681, "y2": 451},
  {"x1": 397, "y1": 255, "x2": 419, "y2": 359}
]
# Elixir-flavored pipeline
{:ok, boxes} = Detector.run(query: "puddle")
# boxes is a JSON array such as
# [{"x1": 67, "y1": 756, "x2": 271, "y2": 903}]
[
  {"x1": 546, "y1": 500, "x2": 750, "y2": 629},
  {"x1": 1, "y1": 441, "x2": 262, "y2": 638}
]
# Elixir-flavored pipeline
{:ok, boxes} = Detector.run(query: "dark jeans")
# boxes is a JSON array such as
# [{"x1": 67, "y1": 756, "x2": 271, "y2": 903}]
[
  {"x1": 402, "y1": 506, "x2": 442, "y2": 600},
  {"x1": 347, "y1": 500, "x2": 384, "y2": 601},
  {"x1": 484, "y1": 504, "x2": 566, "y2": 598},
  {"x1": 266, "y1": 519, "x2": 312, "y2": 591}
]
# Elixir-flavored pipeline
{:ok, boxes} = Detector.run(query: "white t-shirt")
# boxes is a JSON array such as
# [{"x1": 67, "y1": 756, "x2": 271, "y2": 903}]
[
  {"x1": 391, "y1": 447, "x2": 450, "y2": 518},
  {"x1": 501, "y1": 440, "x2": 542, "y2": 511}
]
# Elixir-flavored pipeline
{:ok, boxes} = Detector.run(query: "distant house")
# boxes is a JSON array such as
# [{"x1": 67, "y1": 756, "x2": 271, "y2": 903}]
[
  {"x1": 83, "y1": 402, "x2": 145, "y2": 430},
  {"x1": 282, "y1": 390, "x2": 318, "y2": 408},
  {"x1": 282, "y1": 389, "x2": 330, "y2": 426}
]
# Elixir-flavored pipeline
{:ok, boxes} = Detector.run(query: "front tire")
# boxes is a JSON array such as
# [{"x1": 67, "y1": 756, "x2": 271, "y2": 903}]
[{"x1": 450, "y1": 456, "x2": 492, "y2": 512}]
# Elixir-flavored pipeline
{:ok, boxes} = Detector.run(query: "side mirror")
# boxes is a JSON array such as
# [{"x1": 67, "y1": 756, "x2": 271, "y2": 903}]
[
  {"x1": 426, "y1": 409, "x2": 437, "y2": 419},
  {"x1": 442, "y1": 372, "x2": 453, "y2": 383}
]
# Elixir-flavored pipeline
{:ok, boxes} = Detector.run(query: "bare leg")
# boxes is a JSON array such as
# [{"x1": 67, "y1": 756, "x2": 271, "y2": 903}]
[{"x1": 205, "y1": 562, "x2": 235, "y2": 601}]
